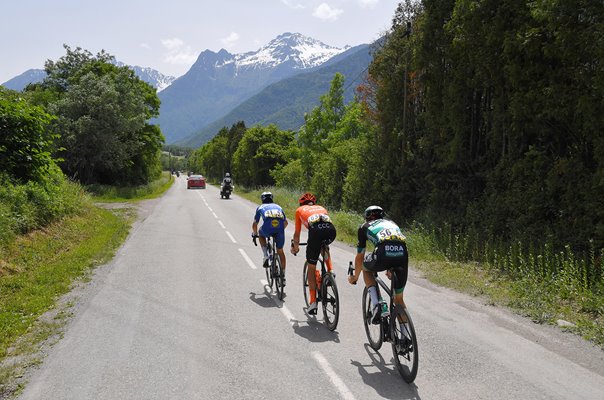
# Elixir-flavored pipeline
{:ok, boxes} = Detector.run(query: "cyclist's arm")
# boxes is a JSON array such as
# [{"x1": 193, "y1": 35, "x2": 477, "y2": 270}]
[
  {"x1": 350, "y1": 224, "x2": 368, "y2": 283},
  {"x1": 252, "y1": 208, "x2": 262, "y2": 236},
  {"x1": 350, "y1": 251, "x2": 364, "y2": 283},
  {"x1": 291, "y1": 208, "x2": 302, "y2": 254}
]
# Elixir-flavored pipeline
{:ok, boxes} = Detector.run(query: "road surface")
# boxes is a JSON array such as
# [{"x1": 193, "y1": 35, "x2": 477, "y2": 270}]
[{"x1": 18, "y1": 179, "x2": 604, "y2": 399}]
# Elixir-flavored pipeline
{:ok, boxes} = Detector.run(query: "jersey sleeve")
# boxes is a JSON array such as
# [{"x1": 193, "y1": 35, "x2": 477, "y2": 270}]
[
  {"x1": 254, "y1": 206, "x2": 262, "y2": 223},
  {"x1": 356, "y1": 223, "x2": 368, "y2": 253}
]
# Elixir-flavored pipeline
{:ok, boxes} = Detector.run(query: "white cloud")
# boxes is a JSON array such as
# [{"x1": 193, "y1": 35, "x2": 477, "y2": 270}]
[
  {"x1": 313, "y1": 3, "x2": 343, "y2": 20},
  {"x1": 221, "y1": 32, "x2": 240, "y2": 48},
  {"x1": 140, "y1": 43, "x2": 152, "y2": 50},
  {"x1": 358, "y1": 0, "x2": 379, "y2": 9},
  {"x1": 161, "y1": 38, "x2": 184, "y2": 50},
  {"x1": 161, "y1": 38, "x2": 199, "y2": 65},
  {"x1": 280, "y1": 0, "x2": 305, "y2": 9}
]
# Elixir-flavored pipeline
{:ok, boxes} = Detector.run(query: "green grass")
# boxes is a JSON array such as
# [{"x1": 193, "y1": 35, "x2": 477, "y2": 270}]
[
  {"x1": 0, "y1": 204, "x2": 132, "y2": 397},
  {"x1": 87, "y1": 171, "x2": 173, "y2": 202},
  {"x1": 237, "y1": 185, "x2": 604, "y2": 348}
]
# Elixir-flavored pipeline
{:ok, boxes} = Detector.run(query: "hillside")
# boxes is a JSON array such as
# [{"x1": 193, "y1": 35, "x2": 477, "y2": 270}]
[
  {"x1": 156, "y1": 33, "x2": 350, "y2": 144},
  {"x1": 178, "y1": 43, "x2": 372, "y2": 147}
]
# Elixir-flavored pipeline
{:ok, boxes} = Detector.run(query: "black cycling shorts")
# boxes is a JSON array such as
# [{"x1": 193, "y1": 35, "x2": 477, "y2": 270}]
[
  {"x1": 363, "y1": 241, "x2": 408, "y2": 294},
  {"x1": 306, "y1": 222, "x2": 337, "y2": 265}
]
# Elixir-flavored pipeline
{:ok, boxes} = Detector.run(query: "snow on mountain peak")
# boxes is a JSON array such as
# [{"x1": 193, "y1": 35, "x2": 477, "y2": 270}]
[{"x1": 233, "y1": 32, "x2": 349, "y2": 70}]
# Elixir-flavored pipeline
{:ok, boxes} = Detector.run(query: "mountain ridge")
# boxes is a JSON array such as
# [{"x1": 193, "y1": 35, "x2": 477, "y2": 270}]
[
  {"x1": 177, "y1": 43, "x2": 372, "y2": 147},
  {"x1": 155, "y1": 32, "x2": 352, "y2": 143},
  {"x1": 1, "y1": 63, "x2": 175, "y2": 92}
]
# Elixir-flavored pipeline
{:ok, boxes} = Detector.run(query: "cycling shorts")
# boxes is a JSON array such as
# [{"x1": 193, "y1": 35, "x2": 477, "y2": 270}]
[
  {"x1": 306, "y1": 221, "x2": 336, "y2": 265},
  {"x1": 363, "y1": 241, "x2": 408, "y2": 294},
  {"x1": 259, "y1": 227, "x2": 285, "y2": 249}
]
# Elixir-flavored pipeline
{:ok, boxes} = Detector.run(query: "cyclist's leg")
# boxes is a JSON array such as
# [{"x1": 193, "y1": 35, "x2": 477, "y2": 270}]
[
  {"x1": 306, "y1": 227, "x2": 322, "y2": 305},
  {"x1": 258, "y1": 227, "x2": 269, "y2": 256},
  {"x1": 321, "y1": 223, "x2": 337, "y2": 271},
  {"x1": 275, "y1": 230, "x2": 286, "y2": 273},
  {"x1": 362, "y1": 250, "x2": 384, "y2": 320}
]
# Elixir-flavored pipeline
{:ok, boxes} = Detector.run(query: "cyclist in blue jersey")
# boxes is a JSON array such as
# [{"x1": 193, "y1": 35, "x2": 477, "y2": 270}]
[
  {"x1": 349, "y1": 205, "x2": 409, "y2": 323},
  {"x1": 252, "y1": 192, "x2": 288, "y2": 284}
]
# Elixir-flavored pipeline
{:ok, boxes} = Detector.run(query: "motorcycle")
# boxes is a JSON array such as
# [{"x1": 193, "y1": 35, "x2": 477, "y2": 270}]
[{"x1": 220, "y1": 183, "x2": 232, "y2": 199}]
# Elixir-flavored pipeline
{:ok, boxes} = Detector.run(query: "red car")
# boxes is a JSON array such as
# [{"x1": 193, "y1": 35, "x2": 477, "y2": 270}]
[{"x1": 187, "y1": 175, "x2": 206, "y2": 189}]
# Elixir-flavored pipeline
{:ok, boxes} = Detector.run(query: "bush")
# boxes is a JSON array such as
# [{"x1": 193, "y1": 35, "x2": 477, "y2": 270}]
[{"x1": 0, "y1": 172, "x2": 86, "y2": 247}]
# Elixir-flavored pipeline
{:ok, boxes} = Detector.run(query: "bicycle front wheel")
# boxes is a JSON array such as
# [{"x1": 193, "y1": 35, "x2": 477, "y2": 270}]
[
  {"x1": 391, "y1": 305, "x2": 419, "y2": 383},
  {"x1": 274, "y1": 254, "x2": 285, "y2": 301},
  {"x1": 302, "y1": 262, "x2": 310, "y2": 307},
  {"x1": 362, "y1": 286, "x2": 383, "y2": 350},
  {"x1": 321, "y1": 273, "x2": 339, "y2": 331}
]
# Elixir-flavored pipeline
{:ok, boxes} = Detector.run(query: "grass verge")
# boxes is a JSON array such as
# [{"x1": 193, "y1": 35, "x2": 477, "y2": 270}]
[
  {"x1": 237, "y1": 185, "x2": 604, "y2": 348},
  {"x1": 0, "y1": 204, "x2": 133, "y2": 398},
  {"x1": 87, "y1": 171, "x2": 173, "y2": 202}
]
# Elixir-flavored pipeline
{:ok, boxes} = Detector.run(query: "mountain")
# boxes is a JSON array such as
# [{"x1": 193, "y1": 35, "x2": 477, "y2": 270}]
[
  {"x1": 156, "y1": 32, "x2": 350, "y2": 144},
  {"x1": 1, "y1": 64, "x2": 175, "y2": 92},
  {"x1": 1, "y1": 69, "x2": 46, "y2": 91},
  {"x1": 177, "y1": 43, "x2": 373, "y2": 148},
  {"x1": 115, "y1": 62, "x2": 176, "y2": 91}
]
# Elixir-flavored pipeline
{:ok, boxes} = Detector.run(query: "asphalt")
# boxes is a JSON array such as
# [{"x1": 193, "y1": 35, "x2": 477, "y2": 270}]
[{"x1": 17, "y1": 178, "x2": 604, "y2": 399}]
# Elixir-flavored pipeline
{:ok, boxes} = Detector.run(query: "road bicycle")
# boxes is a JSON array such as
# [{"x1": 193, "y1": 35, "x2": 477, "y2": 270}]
[
  {"x1": 253, "y1": 233, "x2": 285, "y2": 300},
  {"x1": 297, "y1": 241, "x2": 340, "y2": 331},
  {"x1": 348, "y1": 264, "x2": 418, "y2": 383}
]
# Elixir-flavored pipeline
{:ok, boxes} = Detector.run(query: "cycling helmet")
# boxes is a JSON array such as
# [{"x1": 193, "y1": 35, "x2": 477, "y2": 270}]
[
  {"x1": 299, "y1": 192, "x2": 316, "y2": 205},
  {"x1": 364, "y1": 205, "x2": 385, "y2": 220},
  {"x1": 260, "y1": 191, "x2": 273, "y2": 204},
  {"x1": 225, "y1": 172, "x2": 230, "y2": 177}
]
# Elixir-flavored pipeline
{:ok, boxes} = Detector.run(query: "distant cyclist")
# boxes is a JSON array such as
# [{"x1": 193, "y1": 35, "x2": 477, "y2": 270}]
[
  {"x1": 252, "y1": 192, "x2": 288, "y2": 283},
  {"x1": 290, "y1": 192, "x2": 336, "y2": 315},
  {"x1": 348, "y1": 206, "x2": 408, "y2": 323}
]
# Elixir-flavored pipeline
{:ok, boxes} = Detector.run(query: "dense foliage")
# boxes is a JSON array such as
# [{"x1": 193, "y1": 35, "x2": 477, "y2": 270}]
[
  {"x1": 27, "y1": 46, "x2": 164, "y2": 185},
  {"x1": 0, "y1": 88, "x2": 58, "y2": 182}
]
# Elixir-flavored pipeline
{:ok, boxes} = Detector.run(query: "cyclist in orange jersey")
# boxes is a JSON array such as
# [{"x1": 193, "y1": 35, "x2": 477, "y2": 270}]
[{"x1": 290, "y1": 192, "x2": 337, "y2": 315}]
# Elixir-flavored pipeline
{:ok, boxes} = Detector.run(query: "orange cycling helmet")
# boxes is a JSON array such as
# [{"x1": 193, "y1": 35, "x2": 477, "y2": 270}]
[{"x1": 299, "y1": 192, "x2": 316, "y2": 205}]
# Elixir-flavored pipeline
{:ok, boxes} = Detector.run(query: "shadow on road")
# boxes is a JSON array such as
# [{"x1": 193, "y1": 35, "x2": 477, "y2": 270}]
[
  {"x1": 248, "y1": 290, "x2": 280, "y2": 308},
  {"x1": 290, "y1": 318, "x2": 341, "y2": 343},
  {"x1": 350, "y1": 344, "x2": 421, "y2": 400}
]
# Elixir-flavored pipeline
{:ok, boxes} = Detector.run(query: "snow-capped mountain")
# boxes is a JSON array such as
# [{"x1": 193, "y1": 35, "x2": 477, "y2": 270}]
[
  {"x1": 2, "y1": 64, "x2": 174, "y2": 92},
  {"x1": 114, "y1": 62, "x2": 175, "y2": 92},
  {"x1": 229, "y1": 32, "x2": 349, "y2": 70},
  {"x1": 157, "y1": 32, "x2": 351, "y2": 143}
]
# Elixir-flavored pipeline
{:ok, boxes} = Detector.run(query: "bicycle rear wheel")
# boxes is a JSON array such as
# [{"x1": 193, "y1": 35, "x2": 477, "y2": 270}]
[
  {"x1": 391, "y1": 305, "x2": 419, "y2": 383},
  {"x1": 274, "y1": 253, "x2": 285, "y2": 300},
  {"x1": 321, "y1": 273, "x2": 339, "y2": 331},
  {"x1": 302, "y1": 262, "x2": 310, "y2": 307},
  {"x1": 362, "y1": 286, "x2": 383, "y2": 350},
  {"x1": 265, "y1": 247, "x2": 274, "y2": 289}
]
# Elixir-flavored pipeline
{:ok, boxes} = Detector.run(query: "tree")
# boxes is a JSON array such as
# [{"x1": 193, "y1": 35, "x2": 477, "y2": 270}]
[
  {"x1": 38, "y1": 47, "x2": 164, "y2": 185},
  {"x1": 0, "y1": 87, "x2": 58, "y2": 182},
  {"x1": 232, "y1": 125, "x2": 294, "y2": 187}
]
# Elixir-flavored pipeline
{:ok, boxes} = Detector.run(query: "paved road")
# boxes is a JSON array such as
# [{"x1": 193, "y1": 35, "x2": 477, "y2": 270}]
[{"x1": 18, "y1": 179, "x2": 604, "y2": 399}]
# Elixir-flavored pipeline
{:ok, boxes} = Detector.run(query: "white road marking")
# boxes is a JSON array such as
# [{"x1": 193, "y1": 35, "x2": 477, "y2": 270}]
[
  {"x1": 226, "y1": 231, "x2": 237, "y2": 243},
  {"x1": 260, "y1": 279, "x2": 296, "y2": 326},
  {"x1": 218, "y1": 220, "x2": 226, "y2": 229},
  {"x1": 239, "y1": 248, "x2": 257, "y2": 269},
  {"x1": 312, "y1": 351, "x2": 357, "y2": 400},
  {"x1": 212, "y1": 212, "x2": 218, "y2": 219},
  {"x1": 208, "y1": 207, "x2": 213, "y2": 212}
]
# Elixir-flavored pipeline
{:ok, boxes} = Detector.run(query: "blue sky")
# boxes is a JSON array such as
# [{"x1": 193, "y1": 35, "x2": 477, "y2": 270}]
[{"x1": 0, "y1": 0, "x2": 399, "y2": 83}]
